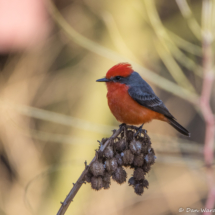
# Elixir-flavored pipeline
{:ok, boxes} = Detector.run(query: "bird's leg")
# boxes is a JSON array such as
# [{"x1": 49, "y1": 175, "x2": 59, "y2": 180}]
[{"x1": 134, "y1": 124, "x2": 144, "y2": 137}]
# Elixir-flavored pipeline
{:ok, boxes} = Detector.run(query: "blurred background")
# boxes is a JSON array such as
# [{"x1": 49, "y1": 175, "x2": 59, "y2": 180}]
[{"x1": 0, "y1": 0, "x2": 214, "y2": 214}]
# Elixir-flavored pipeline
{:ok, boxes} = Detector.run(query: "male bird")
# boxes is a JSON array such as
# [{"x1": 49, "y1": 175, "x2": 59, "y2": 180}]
[{"x1": 96, "y1": 63, "x2": 190, "y2": 137}]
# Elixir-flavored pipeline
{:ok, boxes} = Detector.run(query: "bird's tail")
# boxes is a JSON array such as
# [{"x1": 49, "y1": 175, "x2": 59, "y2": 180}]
[{"x1": 167, "y1": 118, "x2": 190, "y2": 137}]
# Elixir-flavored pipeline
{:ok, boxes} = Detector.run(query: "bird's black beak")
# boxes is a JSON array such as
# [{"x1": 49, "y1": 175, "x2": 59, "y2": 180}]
[{"x1": 96, "y1": 78, "x2": 110, "y2": 82}]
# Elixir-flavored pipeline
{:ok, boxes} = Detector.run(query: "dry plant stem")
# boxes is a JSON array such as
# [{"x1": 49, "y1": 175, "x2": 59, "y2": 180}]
[
  {"x1": 201, "y1": 1, "x2": 215, "y2": 212},
  {"x1": 200, "y1": 19, "x2": 215, "y2": 215},
  {"x1": 201, "y1": 39, "x2": 214, "y2": 166},
  {"x1": 56, "y1": 128, "x2": 121, "y2": 215}
]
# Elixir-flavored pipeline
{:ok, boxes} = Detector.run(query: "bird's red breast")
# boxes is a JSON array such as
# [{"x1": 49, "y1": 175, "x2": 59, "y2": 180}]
[{"x1": 106, "y1": 81, "x2": 167, "y2": 125}]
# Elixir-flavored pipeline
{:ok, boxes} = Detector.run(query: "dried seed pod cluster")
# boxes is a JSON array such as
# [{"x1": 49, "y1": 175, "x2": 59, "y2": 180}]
[{"x1": 85, "y1": 127, "x2": 156, "y2": 196}]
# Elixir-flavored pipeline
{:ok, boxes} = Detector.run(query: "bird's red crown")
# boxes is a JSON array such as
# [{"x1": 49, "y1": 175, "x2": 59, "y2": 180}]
[{"x1": 106, "y1": 63, "x2": 133, "y2": 79}]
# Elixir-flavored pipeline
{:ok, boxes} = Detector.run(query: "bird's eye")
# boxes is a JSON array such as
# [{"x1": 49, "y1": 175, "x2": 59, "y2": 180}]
[{"x1": 115, "y1": 76, "x2": 122, "y2": 81}]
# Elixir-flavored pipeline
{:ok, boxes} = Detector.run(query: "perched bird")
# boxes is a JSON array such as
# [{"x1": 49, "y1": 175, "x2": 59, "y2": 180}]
[{"x1": 96, "y1": 63, "x2": 190, "y2": 137}]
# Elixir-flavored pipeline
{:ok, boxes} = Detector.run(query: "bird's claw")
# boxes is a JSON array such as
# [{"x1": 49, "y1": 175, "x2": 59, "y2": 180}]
[{"x1": 134, "y1": 124, "x2": 144, "y2": 137}]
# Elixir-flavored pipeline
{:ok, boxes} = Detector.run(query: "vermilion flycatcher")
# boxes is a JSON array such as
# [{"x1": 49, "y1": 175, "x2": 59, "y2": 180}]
[{"x1": 96, "y1": 63, "x2": 190, "y2": 137}]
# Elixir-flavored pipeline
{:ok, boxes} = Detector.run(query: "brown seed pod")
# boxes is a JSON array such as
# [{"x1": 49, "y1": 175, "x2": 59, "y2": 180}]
[
  {"x1": 145, "y1": 137, "x2": 151, "y2": 144},
  {"x1": 91, "y1": 176, "x2": 103, "y2": 191},
  {"x1": 103, "y1": 172, "x2": 111, "y2": 183},
  {"x1": 134, "y1": 184, "x2": 144, "y2": 195},
  {"x1": 143, "y1": 179, "x2": 149, "y2": 188},
  {"x1": 122, "y1": 150, "x2": 134, "y2": 165},
  {"x1": 103, "y1": 182, "x2": 111, "y2": 189},
  {"x1": 141, "y1": 142, "x2": 148, "y2": 154},
  {"x1": 133, "y1": 153, "x2": 144, "y2": 167},
  {"x1": 104, "y1": 145, "x2": 114, "y2": 158},
  {"x1": 133, "y1": 168, "x2": 145, "y2": 180},
  {"x1": 138, "y1": 135, "x2": 145, "y2": 141},
  {"x1": 112, "y1": 167, "x2": 127, "y2": 184},
  {"x1": 142, "y1": 164, "x2": 151, "y2": 173},
  {"x1": 105, "y1": 158, "x2": 118, "y2": 173},
  {"x1": 128, "y1": 177, "x2": 136, "y2": 187},
  {"x1": 115, "y1": 139, "x2": 126, "y2": 152},
  {"x1": 90, "y1": 160, "x2": 105, "y2": 177},
  {"x1": 85, "y1": 171, "x2": 93, "y2": 183},
  {"x1": 103, "y1": 172, "x2": 111, "y2": 189},
  {"x1": 130, "y1": 140, "x2": 142, "y2": 155},
  {"x1": 115, "y1": 153, "x2": 124, "y2": 166},
  {"x1": 145, "y1": 150, "x2": 156, "y2": 165},
  {"x1": 126, "y1": 130, "x2": 134, "y2": 143}
]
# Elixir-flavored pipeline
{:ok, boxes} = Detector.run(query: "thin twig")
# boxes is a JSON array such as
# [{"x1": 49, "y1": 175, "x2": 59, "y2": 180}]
[
  {"x1": 176, "y1": 0, "x2": 202, "y2": 40},
  {"x1": 56, "y1": 128, "x2": 121, "y2": 215},
  {"x1": 167, "y1": 30, "x2": 202, "y2": 56}
]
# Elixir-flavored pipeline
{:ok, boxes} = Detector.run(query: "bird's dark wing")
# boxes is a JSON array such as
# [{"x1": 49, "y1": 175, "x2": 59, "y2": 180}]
[{"x1": 128, "y1": 86, "x2": 175, "y2": 119}]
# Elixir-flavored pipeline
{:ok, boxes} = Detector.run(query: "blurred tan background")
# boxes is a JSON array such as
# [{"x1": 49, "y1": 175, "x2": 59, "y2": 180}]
[{"x1": 0, "y1": 0, "x2": 213, "y2": 214}]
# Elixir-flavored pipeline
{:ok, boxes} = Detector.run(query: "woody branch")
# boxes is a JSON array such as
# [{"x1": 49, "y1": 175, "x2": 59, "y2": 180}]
[{"x1": 56, "y1": 128, "x2": 121, "y2": 215}]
